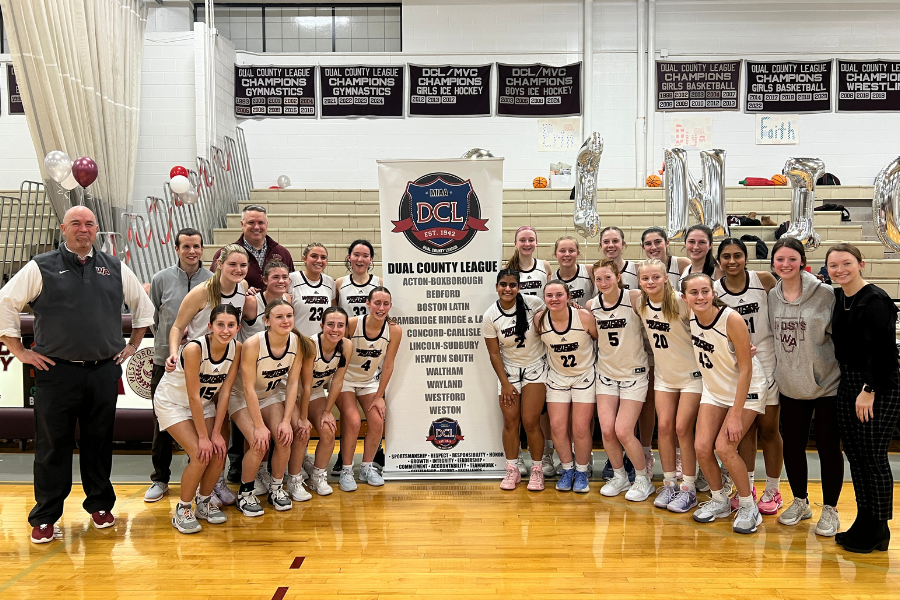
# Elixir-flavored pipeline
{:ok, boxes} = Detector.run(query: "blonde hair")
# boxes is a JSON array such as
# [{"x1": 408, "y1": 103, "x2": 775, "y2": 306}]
[
  {"x1": 263, "y1": 299, "x2": 315, "y2": 359},
  {"x1": 208, "y1": 244, "x2": 248, "y2": 309},
  {"x1": 302, "y1": 242, "x2": 328, "y2": 260},
  {"x1": 507, "y1": 226, "x2": 538, "y2": 272},
  {"x1": 637, "y1": 258, "x2": 680, "y2": 322},
  {"x1": 592, "y1": 258, "x2": 625, "y2": 290},
  {"x1": 553, "y1": 235, "x2": 580, "y2": 255}
]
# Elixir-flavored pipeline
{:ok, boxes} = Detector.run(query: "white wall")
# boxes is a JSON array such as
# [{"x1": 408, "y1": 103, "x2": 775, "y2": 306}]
[{"x1": 0, "y1": 60, "x2": 42, "y2": 189}]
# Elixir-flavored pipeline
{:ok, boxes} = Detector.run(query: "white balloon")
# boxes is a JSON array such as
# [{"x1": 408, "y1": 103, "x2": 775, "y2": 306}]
[
  {"x1": 176, "y1": 189, "x2": 200, "y2": 205},
  {"x1": 277, "y1": 174, "x2": 291, "y2": 189},
  {"x1": 170, "y1": 175, "x2": 191, "y2": 194},
  {"x1": 44, "y1": 150, "x2": 73, "y2": 184},
  {"x1": 61, "y1": 172, "x2": 79, "y2": 190}
]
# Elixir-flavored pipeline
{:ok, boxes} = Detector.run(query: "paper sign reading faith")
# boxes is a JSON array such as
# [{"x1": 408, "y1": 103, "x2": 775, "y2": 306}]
[
  {"x1": 669, "y1": 117, "x2": 713, "y2": 149},
  {"x1": 755, "y1": 114, "x2": 799, "y2": 145},
  {"x1": 537, "y1": 118, "x2": 580, "y2": 152}
]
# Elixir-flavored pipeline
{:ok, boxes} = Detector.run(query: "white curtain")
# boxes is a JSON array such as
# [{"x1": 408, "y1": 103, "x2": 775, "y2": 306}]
[{"x1": 0, "y1": 0, "x2": 147, "y2": 211}]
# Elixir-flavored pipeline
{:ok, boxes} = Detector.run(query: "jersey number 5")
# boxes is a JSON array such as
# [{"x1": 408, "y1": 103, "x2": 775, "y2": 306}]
[
  {"x1": 607, "y1": 331, "x2": 619, "y2": 346},
  {"x1": 198, "y1": 386, "x2": 216, "y2": 401}
]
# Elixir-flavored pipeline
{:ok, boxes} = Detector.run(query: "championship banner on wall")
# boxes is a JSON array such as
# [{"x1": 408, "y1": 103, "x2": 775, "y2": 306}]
[
  {"x1": 655, "y1": 61, "x2": 740, "y2": 111},
  {"x1": 234, "y1": 65, "x2": 316, "y2": 118},
  {"x1": 837, "y1": 60, "x2": 900, "y2": 112},
  {"x1": 6, "y1": 64, "x2": 24, "y2": 115},
  {"x1": 497, "y1": 63, "x2": 581, "y2": 117},
  {"x1": 408, "y1": 64, "x2": 492, "y2": 117},
  {"x1": 378, "y1": 158, "x2": 505, "y2": 479},
  {"x1": 745, "y1": 60, "x2": 832, "y2": 113},
  {"x1": 321, "y1": 65, "x2": 404, "y2": 118}
]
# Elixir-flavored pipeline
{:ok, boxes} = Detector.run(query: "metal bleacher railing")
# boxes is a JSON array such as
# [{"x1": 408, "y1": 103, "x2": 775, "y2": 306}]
[{"x1": 0, "y1": 182, "x2": 62, "y2": 286}]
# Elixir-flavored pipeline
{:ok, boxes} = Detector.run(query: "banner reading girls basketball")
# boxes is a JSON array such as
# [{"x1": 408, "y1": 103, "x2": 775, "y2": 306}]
[{"x1": 377, "y1": 158, "x2": 505, "y2": 479}]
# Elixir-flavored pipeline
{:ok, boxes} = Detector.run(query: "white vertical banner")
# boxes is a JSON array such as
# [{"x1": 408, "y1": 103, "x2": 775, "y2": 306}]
[{"x1": 377, "y1": 158, "x2": 505, "y2": 479}]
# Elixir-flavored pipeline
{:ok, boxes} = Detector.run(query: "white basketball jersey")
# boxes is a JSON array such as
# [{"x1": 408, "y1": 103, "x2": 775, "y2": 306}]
[
  {"x1": 639, "y1": 296, "x2": 700, "y2": 384},
  {"x1": 346, "y1": 315, "x2": 391, "y2": 382},
  {"x1": 666, "y1": 256, "x2": 682, "y2": 290},
  {"x1": 690, "y1": 307, "x2": 768, "y2": 404},
  {"x1": 518, "y1": 260, "x2": 549, "y2": 297},
  {"x1": 154, "y1": 335, "x2": 237, "y2": 407},
  {"x1": 589, "y1": 290, "x2": 649, "y2": 381},
  {"x1": 311, "y1": 333, "x2": 344, "y2": 394},
  {"x1": 481, "y1": 294, "x2": 546, "y2": 368},
  {"x1": 186, "y1": 282, "x2": 247, "y2": 341},
  {"x1": 236, "y1": 331, "x2": 298, "y2": 401},
  {"x1": 557, "y1": 264, "x2": 595, "y2": 307},
  {"x1": 539, "y1": 306, "x2": 595, "y2": 376},
  {"x1": 714, "y1": 271, "x2": 776, "y2": 377},
  {"x1": 290, "y1": 272, "x2": 336, "y2": 338},
  {"x1": 620, "y1": 260, "x2": 639, "y2": 290},
  {"x1": 338, "y1": 274, "x2": 381, "y2": 317}
]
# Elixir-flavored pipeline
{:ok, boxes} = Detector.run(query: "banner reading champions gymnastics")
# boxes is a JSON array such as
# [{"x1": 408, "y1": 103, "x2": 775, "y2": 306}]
[{"x1": 378, "y1": 158, "x2": 505, "y2": 479}]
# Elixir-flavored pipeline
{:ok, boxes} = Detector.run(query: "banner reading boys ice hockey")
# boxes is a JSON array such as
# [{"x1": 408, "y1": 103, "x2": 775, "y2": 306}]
[
  {"x1": 497, "y1": 63, "x2": 581, "y2": 117},
  {"x1": 378, "y1": 158, "x2": 505, "y2": 479}
]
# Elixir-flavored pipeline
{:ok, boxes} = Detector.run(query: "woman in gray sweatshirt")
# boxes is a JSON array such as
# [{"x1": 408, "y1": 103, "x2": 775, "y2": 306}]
[{"x1": 767, "y1": 237, "x2": 843, "y2": 536}]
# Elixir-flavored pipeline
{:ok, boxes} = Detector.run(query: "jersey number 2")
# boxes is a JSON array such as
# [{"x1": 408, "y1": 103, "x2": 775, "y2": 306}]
[
  {"x1": 653, "y1": 333, "x2": 668, "y2": 349},
  {"x1": 561, "y1": 355, "x2": 577, "y2": 368},
  {"x1": 309, "y1": 307, "x2": 325, "y2": 321}
]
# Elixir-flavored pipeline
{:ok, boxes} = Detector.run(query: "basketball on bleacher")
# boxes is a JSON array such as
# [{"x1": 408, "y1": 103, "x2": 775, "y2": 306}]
[
  {"x1": 772, "y1": 174, "x2": 787, "y2": 186},
  {"x1": 646, "y1": 174, "x2": 662, "y2": 187},
  {"x1": 532, "y1": 176, "x2": 548, "y2": 188}
]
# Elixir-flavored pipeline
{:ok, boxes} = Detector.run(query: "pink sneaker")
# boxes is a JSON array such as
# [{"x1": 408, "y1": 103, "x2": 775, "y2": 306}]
[
  {"x1": 757, "y1": 488, "x2": 784, "y2": 515},
  {"x1": 500, "y1": 464, "x2": 521, "y2": 490},
  {"x1": 527, "y1": 465, "x2": 544, "y2": 491},
  {"x1": 730, "y1": 486, "x2": 757, "y2": 511}
]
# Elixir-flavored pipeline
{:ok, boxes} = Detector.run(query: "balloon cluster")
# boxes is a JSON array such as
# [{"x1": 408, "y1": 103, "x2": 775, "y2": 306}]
[
  {"x1": 169, "y1": 166, "x2": 199, "y2": 205},
  {"x1": 43, "y1": 151, "x2": 98, "y2": 190}
]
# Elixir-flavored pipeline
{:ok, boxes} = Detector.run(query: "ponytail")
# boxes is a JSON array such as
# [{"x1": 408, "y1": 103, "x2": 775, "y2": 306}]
[
  {"x1": 506, "y1": 249, "x2": 524, "y2": 272},
  {"x1": 208, "y1": 244, "x2": 248, "y2": 309},
  {"x1": 497, "y1": 268, "x2": 529, "y2": 340},
  {"x1": 637, "y1": 259, "x2": 681, "y2": 322}
]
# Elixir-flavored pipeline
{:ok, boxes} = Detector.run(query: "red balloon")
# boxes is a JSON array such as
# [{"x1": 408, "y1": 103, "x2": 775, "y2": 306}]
[
  {"x1": 72, "y1": 157, "x2": 98, "y2": 188},
  {"x1": 170, "y1": 165, "x2": 189, "y2": 179},
  {"x1": 268, "y1": 185, "x2": 280, "y2": 189}
]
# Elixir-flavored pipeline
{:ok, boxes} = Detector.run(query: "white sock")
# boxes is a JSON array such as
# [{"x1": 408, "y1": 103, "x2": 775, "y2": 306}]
[
  {"x1": 259, "y1": 461, "x2": 268, "y2": 474},
  {"x1": 271, "y1": 477, "x2": 283, "y2": 489},
  {"x1": 342, "y1": 465, "x2": 353, "y2": 472},
  {"x1": 643, "y1": 446, "x2": 653, "y2": 455},
  {"x1": 739, "y1": 494, "x2": 754, "y2": 508},
  {"x1": 682, "y1": 474, "x2": 697, "y2": 491},
  {"x1": 766, "y1": 476, "x2": 780, "y2": 491},
  {"x1": 613, "y1": 467, "x2": 627, "y2": 479},
  {"x1": 179, "y1": 501, "x2": 192, "y2": 509},
  {"x1": 197, "y1": 493, "x2": 210, "y2": 503},
  {"x1": 663, "y1": 471, "x2": 677, "y2": 486},
  {"x1": 561, "y1": 461, "x2": 574, "y2": 471},
  {"x1": 575, "y1": 463, "x2": 588, "y2": 473},
  {"x1": 313, "y1": 467, "x2": 326, "y2": 476},
  {"x1": 748, "y1": 470, "x2": 755, "y2": 488},
  {"x1": 361, "y1": 461, "x2": 373, "y2": 469},
  {"x1": 507, "y1": 459, "x2": 518, "y2": 468},
  {"x1": 711, "y1": 488, "x2": 728, "y2": 503}
]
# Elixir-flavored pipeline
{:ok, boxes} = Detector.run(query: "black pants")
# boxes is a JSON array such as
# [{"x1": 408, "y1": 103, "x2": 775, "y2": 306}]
[
  {"x1": 837, "y1": 366, "x2": 900, "y2": 520},
  {"x1": 779, "y1": 393, "x2": 843, "y2": 506},
  {"x1": 29, "y1": 359, "x2": 121, "y2": 526},
  {"x1": 149, "y1": 364, "x2": 173, "y2": 483}
]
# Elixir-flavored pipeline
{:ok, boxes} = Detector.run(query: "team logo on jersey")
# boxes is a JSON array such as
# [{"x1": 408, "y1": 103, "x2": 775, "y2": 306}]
[
  {"x1": 123, "y1": 347, "x2": 154, "y2": 400},
  {"x1": 391, "y1": 172, "x2": 488, "y2": 255},
  {"x1": 426, "y1": 417, "x2": 465, "y2": 450}
]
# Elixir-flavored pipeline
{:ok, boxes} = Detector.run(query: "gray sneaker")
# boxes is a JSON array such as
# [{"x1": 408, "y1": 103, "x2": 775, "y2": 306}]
[
  {"x1": 693, "y1": 497, "x2": 732, "y2": 523},
  {"x1": 653, "y1": 483, "x2": 678, "y2": 508},
  {"x1": 778, "y1": 497, "x2": 813, "y2": 525},
  {"x1": 696, "y1": 470, "x2": 710, "y2": 493},
  {"x1": 213, "y1": 475, "x2": 236, "y2": 506},
  {"x1": 302, "y1": 454, "x2": 315, "y2": 478},
  {"x1": 667, "y1": 486, "x2": 698, "y2": 513},
  {"x1": 815, "y1": 505, "x2": 840, "y2": 536},
  {"x1": 721, "y1": 471, "x2": 735, "y2": 497},
  {"x1": 267, "y1": 485, "x2": 293, "y2": 511},
  {"x1": 733, "y1": 503, "x2": 763, "y2": 534},
  {"x1": 359, "y1": 464, "x2": 385, "y2": 487},
  {"x1": 172, "y1": 504, "x2": 201, "y2": 534},
  {"x1": 253, "y1": 467, "x2": 273, "y2": 496},
  {"x1": 195, "y1": 496, "x2": 227, "y2": 524},
  {"x1": 340, "y1": 468, "x2": 358, "y2": 492},
  {"x1": 541, "y1": 451, "x2": 557, "y2": 477},
  {"x1": 237, "y1": 492, "x2": 264, "y2": 517},
  {"x1": 144, "y1": 481, "x2": 169, "y2": 503}
]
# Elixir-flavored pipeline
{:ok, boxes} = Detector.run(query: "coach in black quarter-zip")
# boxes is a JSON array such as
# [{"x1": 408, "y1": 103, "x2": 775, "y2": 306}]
[{"x1": 0, "y1": 206, "x2": 154, "y2": 544}]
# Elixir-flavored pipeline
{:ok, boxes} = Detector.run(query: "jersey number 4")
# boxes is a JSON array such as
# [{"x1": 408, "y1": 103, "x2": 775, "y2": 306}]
[
  {"x1": 653, "y1": 333, "x2": 668, "y2": 349},
  {"x1": 697, "y1": 352, "x2": 713, "y2": 369}
]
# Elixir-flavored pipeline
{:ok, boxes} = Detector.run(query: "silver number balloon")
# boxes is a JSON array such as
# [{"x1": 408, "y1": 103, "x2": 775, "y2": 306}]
[
  {"x1": 461, "y1": 148, "x2": 494, "y2": 159},
  {"x1": 573, "y1": 133, "x2": 603, "y2": 239},
  {"x1": 872, "y1": 156, "x2": 900, "y2": 253},
  {"x1": 277, "y1": 174, "x2": 291, "y2": 189},
  {"x1": 44, "y1": 150, "x2": 73, "y2": 184},
  {"x1": 782, "y1": 157, "x2": 825, "y2": 250},
  {"x1": 664, "y1": 147, "x2": 728, "y2": 241}
]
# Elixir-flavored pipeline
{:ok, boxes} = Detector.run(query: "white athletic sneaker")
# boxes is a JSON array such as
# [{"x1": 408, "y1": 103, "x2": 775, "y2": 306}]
[
  {"x1": 625, "y1": 475, "x2": 654, "y2": 502},
  {"x1": 693, "y1": 497, "x2": 732, "y2": 523},
  {"x1": 653, "y1": 483, "x2": 678, "y2": 508},
  {"x1": 600, "y1": 473, "x2": 632, "y2": 497},
  {"x1": 286, "y1": 474, "x2": 312, "y2": 502},
  {"x1": 253, "y1": 466, "x2": 273, "y2": 496},
  {"x1": 516, "y1": 453, "x2": 528, "y2": 477},
  {"x1": 542, "y1": 451, "x2": 557, "y2": 477},
  {"x1": 144, "y1": 481, "x2": 169, "y2": 503},
  {"x1": 237, "y1": 492, "x2": 264, "y2": 517},
  {"x1": 309, "y1": 471, "x2": 334, "y2": 496},
  {"x1": 815, "y1": 505, "x2": 840, "y2": 537},
  {"x1": 359, "y1": 463, "x2": 385, "y2": 486},
  {"x1": 213, "y1": 475, "x2": 236, "y2": 506},
  {"x1": 778, "y1": 497, "x2": 813, "y2": 525},
  {"x1": 195, "y1": 496, "x2": 227, "y2": 524},
  {"x1": 268, "y1": 485, "x2": 293, "y2": 511},
  {"x1": 733, "y1": 503, "x2": 763, "y2": 534},
  {"x1": 172, "y1": 504, "x2": 201, "y2": 534},
  {"x1": 339, "y1": 468, "x2": 358, "y2": 492}
]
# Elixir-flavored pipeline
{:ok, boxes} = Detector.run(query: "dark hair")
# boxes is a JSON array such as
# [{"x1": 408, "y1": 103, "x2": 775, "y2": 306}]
[
  {"x1": 536, "y1": 279, "x2": 572, "y2": 335},
  {"x1": 825, "y1": 242, "x2": 863, "y2": 265},
  {"x1": 771, "y1": 236, "x2": 807, "y2": 268},
  {"x1": 681, "y1": 273, "x2": 728, "y2": 308},
  {"x1": 368, "y1": 286, "x2": 392, "y2": 302},
  {"x1": 321, "y1": 306, "x2": 349, "y2": 368},
  {"x1": 496, "y1": 268, "x2": 529, "y2": 340},
  {"x1": 210, "y1": 303, "x2": 241, "y2": 324},
  {"x1": 345, "y1": 239, "x2": 375, "y2": 272},
  {"x1": 241, "y1": 204, "x2": 267, "y2": 215},
  {"x1": 263, "y1": 260, "x2": 289, "y2": 278},
  {"x1": 641, "y1": 227, "x2": 672, "y2": 262},
  {"x1": 175, "y1": 227, "x2": 203, "y2": 248},
  {"x1": 686, "y1": 224, "x2": 717, "y2": 277},
  {"x1": 262, "y1": 299, "x2": 315, "y2": 359},
  {"x1": 600, "y1": 226, "x2": 626, "y2": 247},
  {"x1": 716, "y1": 238, "x2": 748, "y2": 260}
]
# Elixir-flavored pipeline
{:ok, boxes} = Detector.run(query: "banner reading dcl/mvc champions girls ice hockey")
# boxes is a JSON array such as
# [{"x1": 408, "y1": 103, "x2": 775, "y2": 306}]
[{"x1": 377, "y1": 158, "x2": 505, "y2": 479}]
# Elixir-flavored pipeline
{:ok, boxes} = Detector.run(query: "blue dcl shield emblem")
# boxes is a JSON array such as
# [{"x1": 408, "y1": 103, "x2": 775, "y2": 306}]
[{"x1": 426, "y1": 417, "x2": 465, "y2": 450}]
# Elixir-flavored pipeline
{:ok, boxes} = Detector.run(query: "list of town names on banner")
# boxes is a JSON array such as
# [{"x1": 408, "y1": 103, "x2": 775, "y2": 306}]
[
  {"x1": 234, "y1": 65, "x2": 316, "y2": 117},
  {"x1": 655, "y1": 61, "x2": 740, "y2": 111},
  {"x1": 378, "y1": 159, "x2": 505, "y2": 479}
]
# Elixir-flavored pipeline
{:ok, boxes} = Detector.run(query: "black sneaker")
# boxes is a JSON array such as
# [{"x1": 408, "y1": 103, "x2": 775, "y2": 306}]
[
  {"x1": 601, "y1": 458, "x2": 614, "y2": 480},
  {"x1": 226, "y1": 459, "x2": 241, "y2": 484},
  {"x1": 331, "y1": 456, "x2": 343, "y2": 476},
  {"x1": 624, "y1": 454, "x2": 636, "y2": 483},
  {"x1": 374, "y1": 446, "x2": 385, "y2": 469}
]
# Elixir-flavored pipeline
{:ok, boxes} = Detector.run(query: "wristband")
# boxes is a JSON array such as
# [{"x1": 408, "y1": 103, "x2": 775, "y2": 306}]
[
  {"x1": 863, "y1": 383, "x2": 874, "y2": 394},
  {"x1": 128, "y1": 343, "x2": 137, "y2": 350}
]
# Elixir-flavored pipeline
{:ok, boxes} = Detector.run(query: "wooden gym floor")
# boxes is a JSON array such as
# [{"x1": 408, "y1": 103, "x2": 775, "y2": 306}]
[{"x1": 0, "y1": 477, "x2": 898, "y2": 600}]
